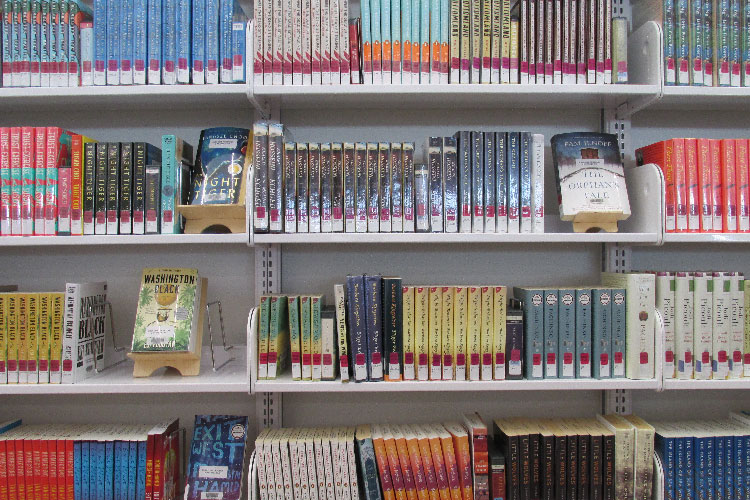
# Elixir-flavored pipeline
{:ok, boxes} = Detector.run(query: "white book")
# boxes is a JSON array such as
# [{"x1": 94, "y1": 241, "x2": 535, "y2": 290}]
[
  {"x1": 320, "y1": 0, "x2": 332, "y2": 85},
  {"x1": 330, "y1": 428, "x2": 345, "y2": 500},
  {"x1": 272, "y1": 429, "x2": 286, "y2": 500},
  {"x1": 674, "y1": 272, "x2": 694, "y2": 379},
  {"x1": 287, "y1": 429, "x2": 301, "y2": 500},
  {"x1": 61, "y1": 282, "x2": 108, "y2": 384},
  {"x1": 600, "y1": 272, "x2": 656, "y2": 380},
  {"x1": 311, "y1": 0, "x2": 322, "y2": 84},
  {"x1": 263, "y1": 428, "x2": 277, "y2": 500},
  {"x1": 730, "y1": 272, "x2": 744, "y2": 378},
  {"x1": 692, "y1": 272, "x2": 713, "y2": 380},
  {"x1": 330, "y1": 0, "x2": 341, "y2": 84},
  {"x1": 292, "y1": 0, "x2": 303, "y2": 85},
  {"x1": 321, "y1": 309, "x2": 336, "y2": 380},
  {"x1": 264, "y1": 0, "x2": 275, "y2": 85},
  {"x1": 279, "y1": 428, "x2": 294, "y2": 500},
  {"x1": 339, "y1": 0, "x2": 350, "y2": 84},
  {"x1": 254, "y1": 0, "x2": 266, "y2": 86},
  {"x1": 712, "y1": 271, "x2": 731, "y2": 379},
  {"x1": 273, "y1": 0, "x2": 285, "y2": 84},
  {"x1": 256, "y1": 429, "x2": 270, "y2": 500},
  {"x1": 283, "y1": 0, "x2": 295, "y2": 85},
  {"x1": 531, "y1": 133, "x2": 545, "y2": 233},
  {"x1": 302, "y1": 0, "x2": 313, "y2": 85},
  {"x1": 313, "y1": 429, "x2": 326, "y2": 500},
  {"x1": 656, "y1": 272, "x2": 676, "y2": 379},
  {"x1": 322, "y1": 429, "x2": 336, "y2": 500},
  {"x1": 346, "y1": 427, "x2": 360, "y2": 500}
]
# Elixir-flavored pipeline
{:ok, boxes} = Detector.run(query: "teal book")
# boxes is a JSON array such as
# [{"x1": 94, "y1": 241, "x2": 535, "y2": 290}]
[
  {"x1": 592, "y1": 288, "x2": 612, "y2": 379},
  {"x1": 355, "y1": 425, "x2": 383, "y2": 500},
  {"x1": 160, "y1": 135, "x2": 194, "y2": 234},
  {"x1": 611, "y1": 288, "x2": 626, "y2": 378},
  {"x1": 543, "y1": 289, "x2": 559, "y2": 379},
  {"x1": 513, "y1": 287, "x2": 544, "y2": 379},
  {"x1": 575, "y1": 288, "x2": 592, "y2": 378}
]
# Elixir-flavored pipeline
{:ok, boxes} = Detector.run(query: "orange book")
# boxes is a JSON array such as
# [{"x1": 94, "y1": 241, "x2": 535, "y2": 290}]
[
  {"x1": 373, "y1": 38, "x2": 383, "y2": 80},
  {"x1": 432, "y1": 424, "x2": 462, "y2": 500},
  {"x1": 403, "y1": 37, "x2": 413, "y2": 79},
  {"x1": 735, "y1": 139, "x2": 750, "y2": 232},
  {"x1": 404, "y1": 425, "x2": 429, "y2": 500},
  {"x1": 710, "y1": 139, "x2": 724, "y2": 232},
  {"x1": 440, "y1": 39, "x2": 449, "y2": 80},
  {"x1": 393, "y1": 38, "x2": 402, "y2": 78},
  {"x1": 672, "y1": 138, "x2": 688, "y2": 232},
  {"x1": 696, "y1": 138, "x2": 713, "y2": 232},
  {"x1": 383, "y1": 425, "x2": 408, "y2": 500},
  {"x1": 413, "y1": 424, "x2": 440, "y2": 500},
  {"x1": 424, "y1": 424, "x2": 451, "y2": 500},
  {"x1": 372, "y1": 424, "x2": 397, "y2": 500},
  {"x1": 383, "y1": 38, "x2": 392, "y2": 76},
  {"x1": 721, "y1": 139, "x2": 738, "y2": 232},
  {"x1": 635, "y1": 140, "x2": 676, "y2": 232},
  {"x1": 684, "y1": 138, "x2": 701, "y2": 232},
  {"x1": 441, "y1": 422, "x2": 473, "y2": 500},
  {"x1": 413, "y1": 36, "x2": 422, "y2": 79},
  {"x1": 393, "y1": 425, "x2": 419, "y2": 500}
]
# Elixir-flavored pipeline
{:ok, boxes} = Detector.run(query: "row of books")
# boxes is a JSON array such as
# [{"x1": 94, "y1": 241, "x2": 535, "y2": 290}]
[
  {"x1": 657, "y1": 270, "x2": 750, "y2": 380},
  {"x1": 0, "y1": 419, "x2": 183, "y2": 500},
  {"x1": 256, "y1": 271, "x2": 656, "y2": 383},
  {"x1": 253, "y1": 0, "x2": 630, "y2": 85},
  {"x1": 636, "y1": 138, "x2": 750, "y2": 234},
  {"x1": 253, "y1": 412, "x2": 656, "y2": 500},
  {"x1": 0, "y1": 282, "x2": 110, "y2": 385},
  {"x1": 0, "y1": 0, "x2": 248, "y2": 88},
  {"x1": 654, "y1": 412, "x2": 750, "y2": 500},
  {"x1": 252, "y1": 123, "x2": 546, "y2": 234},
  {"x1": 634, "y1": 0, "x2": 750, "y2": 87}
]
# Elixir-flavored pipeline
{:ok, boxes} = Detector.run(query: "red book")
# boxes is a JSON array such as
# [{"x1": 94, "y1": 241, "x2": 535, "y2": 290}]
[
  {"x1": 636, "y1": 140, "x2": 676, "y2": 232},
  {"x1": 24, "y1": 437, "x2": 33, "y2": 500},
  {"x1": 349, "y1": 21, "x2": 361, "y2": 84},
  {"x1": 10, "y1": 127, "x2": 22, "y2": 235},
  {"x1": 0, "y1": 127, "x2": 11, "y2": 235},
  {"x1": 14, "y1": 436, "x2": 25, "y2": 500},
  {"x1": 696, "y1": 138, "x2": 713, "y2": 232},
  {"x1": 40, "y1": 439, "x2": 49, "y2": 500},
  {"x1": 65, "y1": 439, "x2": 74, "y2": 500},
  {"x1": 721, "y1": 139, "x2": 738, "y2": 232},
  {"x1": 672, "y1": 138, "x2": 688, "y2": 232},
  {"x1": 7, "y1": 438, "x2": 18, "y2": 500},
  {"x1": 372, "y1": 426, "x2": 396, "y2": 500},
  {"x1": 684, "y1": 139, "x2": 700, "y2": 232},
  {"x1": 33, "y1": 127, "x2": 47, "y2": 235},
  {"x1": 145, "y1": 433, "x2": 156, "y2": 500},
  {"x1": 56, "y1": 436, "x2": 66, "y2": 500},
  {"x1": 70, "y1": 135, "x2": 84, "y2": 236},
  {"x1": 32, "y1": 437, "x2": 43, "y2": 500},
  {"x1": 45, "y1": 127, "x2": 64, "y2": 236},
  {"x1": 710, "y1": 139, "x2": 723, "y2": 232},
  {"x1": 149, "y1": 419, "x2": 179, "y2": 500},
  {"x1": 0, "y1": 440, "x2": 8, "y2": 500},
  {"x1": 734, "y1": 139, "x2": 750, "y2": 232},
  {"x1": 48, "y1": 439, "x2": 57, "y2": 500}
]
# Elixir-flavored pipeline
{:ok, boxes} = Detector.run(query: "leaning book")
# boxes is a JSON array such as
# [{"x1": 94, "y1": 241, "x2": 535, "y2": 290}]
[
  {"x1": 131, "y1": 268, "x2": 205, "y2": 353},
  {"x1": 551, "y1": 132, "x2": 631, "y2": 223},
  {"x1": 190, "y1": 127, "x2": 252, "y2": 205}
]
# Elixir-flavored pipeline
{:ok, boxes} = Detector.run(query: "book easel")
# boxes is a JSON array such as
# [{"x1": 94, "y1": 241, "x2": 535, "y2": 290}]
[
  {"x1": 177, "y1": 204, "x2": 246, "y2": 234},
  {"x1": 569, "y1": 211, "x2": 627, "y2": 233},
  {"x1": 127, "y1": 277, "x2": 234, "y2": 377}
]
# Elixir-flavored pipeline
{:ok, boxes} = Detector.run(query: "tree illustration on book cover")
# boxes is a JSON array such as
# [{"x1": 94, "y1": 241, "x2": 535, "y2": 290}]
[
  {"x1": 185, "y1": 415, "x2": 250, "y2": 500},
  {"x1": 131, "y1": 268, "x2": 199, "y2": 352}
]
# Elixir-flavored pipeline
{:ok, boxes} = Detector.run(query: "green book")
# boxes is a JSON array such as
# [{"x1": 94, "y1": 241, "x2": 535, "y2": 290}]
[
  {"x1": 311, "y1": 295, "x2": 323, "y2": 381},
  {"x1": 267, "y1": 295, "x2": 288, "y2": 380},
  {"x1": 301, "y1": 296, "x2": 312, "y2": 380},
  {"x1": 288, "y1": 296, "x2": 301, "y2": 380},
  {"x1": 257, "y1": 295, "x2": 271, "y2": 380},
  {"x1": 131, "y1": 268, "x2": 203, "y2": 354}
]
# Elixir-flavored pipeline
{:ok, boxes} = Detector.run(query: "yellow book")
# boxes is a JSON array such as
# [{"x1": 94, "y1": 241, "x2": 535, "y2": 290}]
[
  {"x1": 0, "y1": 294, "x2": 7, "y2": 384},
  {"x1": 414, "y1": 286, "x2": 429, "y2": 381},
  {"x1": 7, "y1": 294, "x2": 19, "y2": 383},
  {"x1": 49, "y1": 293, "x2": 64, "y2": 383},
  {"x1": 38, "y1": 293, "x2": 51, "y2": 384},
  {"x1": 500, "y1": 0, "x2": 511, "y2": 83},
  {"x1": 441, "y1": 286, "x2": 455, "y2": 380},
  {"x1": 510, "y1": 19, "x2": 519, "y2": 84},
  {"x1": 18, "y1": 294, "x2": 29, "y2": 384},
  {"x1": 480, "y1": 287, "x2": 493, "y2": 380},
  {"x1": 492, "y1": 286, "x2": 507, "y2": 380},
  {"x1": 453, "y1": 287, "x2": 468, "y2": 381},
  {"x1": 403, "y1": 286, "x2": 416, "y2": 380},
  {"x1": 467, "y1": 286, "x2": 482, "y2": 381},
  {"x1": 26, "y1": 293, "x2": 40, "y2": 384},
  {"x1": 428, "y1": 287, "x2": 443, "y2": 380}
]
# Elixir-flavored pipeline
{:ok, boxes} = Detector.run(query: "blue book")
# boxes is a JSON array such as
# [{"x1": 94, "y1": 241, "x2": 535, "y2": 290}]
[
  {"x1": 120, "y1": 0, "x2": 134, "y2": 83},
  {"x1": 185, "y1": 415, "x2": 250, "y2": 500},
  {"x1": 513, "y1": 287, "x2": 544, "y2": 380},
  {"x1": 725, "y1": 434, "x2": 734, "y2": 500},
  {"x1": 191, "y1": 0, "x2": 206, "y2": 83},
  {"x1": 611, "y1": 288, "x2": 627, "y2": 378},
  {"x1": 106, "y1": 0, "x2": 120, "y2": 84},
  {"x1": 68, "y1": 0, "x2": 93, "y2": 86},
  {"x1": 356, "y1": 425, "x2": 383, "y2": 500},
  {"x1": 105, "y1": 440, "x2": 115, "y2": 500},
  {"x1": 558, "y1": 289, "x2": 576, "y2": 378},
  {"x1": 744, "y1": 434, "x2": 750, "y2": 500},
  {"x1": 543, "y1": 289, "x2": 559, "y2": 379},
  {"x1": 219, "y1": 0, "x2": 233, "y2": 82},
  {"x1": 346, "y1": 274, "x2": 369, "y2": 382},
  {"x1": 133, "y1": 0, "x2": 148, "y2": 83},
  {"x1": 717, "y1": 432, "x2": 726, "y2": 500},
  {"x1": 685, "y1": 435, "x2": 695, "y2": 500},
  {"x1": 0, "y1": 419, "x2": 21, "y2": 434},
  {"x1": 575, "y1": 288, "x2": 592, "y2": 378},
  {"x1": 656, "y1": 432, "x2": 676, "y2": 500},
  {"x1": 231, "y1": 10, "x2": 246, "y2": 82},
  {"x1": 734, "y1": 434, "x2": 743, "y2": 500},
  {"x1": 82, "y1": 440, "x2": 91, "y2": 500},
  {"x1": 93, "y1": 0, "x2": 106, "y2": 84},
  {"x1": 592, "y1": 288, "x2": 612, "y2": 379},
  {"x1": 127, "y1": 441, "x2": 137, "y2": 500},
  {"x1": 694, "y1": 435, "x2": 707, "y2": 500},
  {"x1": 205, "y1": 0, "x2": 220, "y2": 83},
  {"x1": 114, "y1": 441, "x2": 123, "y2": 500},
  {"x1": 137, "y1": 439, "x2": 147, "y2": 500},
  {"x1": 676, "y1": 435, "x2": 686, "y2": 500},
  {"x1": 95, "y1": 441, "x2": 106, "y2": 500},
  {"x1": 162, "y1": 0, "x2": 177, "y2": 84},
  {"x1": 147, "y1": 0, "x2": 162, "y2": 83},
  {"x1": 507, "y1": 132, "x2": 520, "y2": 233},
  {"x1": 176, "y1": 0, "x2": 190, "y2": 82},
  {"x1": 705, "y1": 435, "x2": 716, "y2": 500},
  {"x1": 364, "y1": 274, "x2": 384, "y2": 381},
  {"x1": 75, "y1": 440, "x2": 83, "y2": 500}
]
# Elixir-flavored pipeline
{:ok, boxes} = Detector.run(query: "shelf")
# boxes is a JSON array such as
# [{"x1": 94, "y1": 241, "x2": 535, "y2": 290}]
[
  {"x1": 0, "y1": 346, "x2": 249, "y2": 395},
  {"x1": 662, "y1": 233, "x2": 750, "y2": 244},
  {"x1": 663, "y1": 378, "x2": 750, "y2": 390},
  {"x1": 0, "y1": 84, "x2": 251, "y2": 112},
  {"x1": 252, "y1": 84, "x2": 661, "y2": 111},
  {"x1": 0, "y1": 233, "x2": 248, "y2": 247},
  {"x1": 252, "y1": 232, "x2": 660, "y2": 245},
  {"x1": 253, "y1": 373, "x2": 660, "y2": 392},
  {"x1": 654, "y1": 86, "x2": 750, "y2": 111}
]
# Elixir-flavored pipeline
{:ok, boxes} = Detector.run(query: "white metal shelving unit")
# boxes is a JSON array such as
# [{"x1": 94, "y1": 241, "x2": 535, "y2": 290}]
[{"x1": 0, "y1": 233, "x2": 249, "y2": 247}]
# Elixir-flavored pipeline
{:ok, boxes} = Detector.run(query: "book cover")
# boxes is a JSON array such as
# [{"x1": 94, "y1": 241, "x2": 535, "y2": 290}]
[
  {"x1": 61, "y1": 281, "x2": 107, "y2": 384},
  {"x1": 191, "y1": 127, "x2": 251, "y2": 207}
]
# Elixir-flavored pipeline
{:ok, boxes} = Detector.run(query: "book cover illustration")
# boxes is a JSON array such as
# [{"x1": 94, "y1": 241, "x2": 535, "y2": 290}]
[
  {"x1": 185, "y1": 415, "x2": 250, "y2": 500},
  {"x1": 131, "y1": 268, "x2": 201, "y2": 352},
  {"x1": 551, "y1": 132, "x2": 631, "y2": 221},
  {"x1": 191, "y1": 127, "x2": 251, "y2": 205}
]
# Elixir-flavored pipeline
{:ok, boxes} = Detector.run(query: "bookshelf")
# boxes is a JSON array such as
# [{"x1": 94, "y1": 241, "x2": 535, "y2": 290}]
[{"x1": 0, "y1": 233, "x2": 249, "y2": 247}]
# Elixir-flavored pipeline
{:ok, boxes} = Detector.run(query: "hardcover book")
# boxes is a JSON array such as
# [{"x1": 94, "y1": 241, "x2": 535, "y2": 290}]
[{"x1": 191, "y1": 127, "x2": 251, "y2": 206}]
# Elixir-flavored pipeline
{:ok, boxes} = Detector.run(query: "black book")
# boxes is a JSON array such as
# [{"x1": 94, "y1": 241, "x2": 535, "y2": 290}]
[
  {"x1": 382, "y1": 277, "x2": 402, "y2": 381},
  {"x1": 346, "y1": 274, "x2": 368, "y2": 382},
  {"x1": 106, "y1": 142, "x2": 121, "y2": 234},
  {"x1": 119, "y1": 143, "x2": 133, "y2": 234},
  {"x1": 506, "y1": 307, "x2": 524, "y2": 380},
  {"x1": 82, "y1": 142, "x2": 96, "y2": 235},
  {"x1": 540, "y1": 423, "x2": 556, "y2": 500},
  {"x1": 489, "y1": 436, "x2": 507, "y2": 500},
  {"x1": 552, "y1": 422, "x2": 567, "y2": 500},
  {"x1": 520, "y1": 427, "x2": 531, "y2": 500},
  {"x1": 470, "y1": 131, "x2": 484, "y2": 231},
  {"x1": 601, "y1": 432, "x2": 615, "y2": 500},
  {"x1": 453, "y1": 130, "x2": 471, "y2": 232},
  {"x1": 132, "y1": 143, "x2": 161, "y2": 235},
  {"x1": 94, "y1": 142, "x2": 108, "y2": 235},
  {"x1": 530, "y1": 428, "x2": 542, "y2": 500},
  {"x1": 495, "y1": 419, "x2": 521, "y2": 500},
  {"x1": 576, "y1": 422, "x2": 589, "y2": 500},
  {"x1": 561, "y1": 420, "x2": 578, "y2": 500},
  {"x1": 364, "y1": 274, "x2": 383, "y2": 381},
  {"x1": 589, "y1": 425, "x2": 603, "y2": 500},
  {"x1": 145, "y1": 165, "x2": 161, "y2": 234}
]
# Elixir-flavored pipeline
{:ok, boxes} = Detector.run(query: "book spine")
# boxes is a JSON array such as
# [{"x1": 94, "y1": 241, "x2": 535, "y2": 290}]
[
  {"x1": 442, "y1": 286, "x2": 455, "y2": 380},
  {"x1": 364, "y1": 275, "x2": 384, "y2": 381},
  {"x1": 415, "y1": 286, "x2": 429, "y2": 380},
  {"x1": 519, "y1": 132, "x2": 532, "y2": 233},
  {"x1": 309, "y1": 143, "x2": 321, "y2": 232},
  {"x1": 321, "y1": 0, "x2": 332, "y2": 84},
  {"x1": 57, "y1": 155, "x2": 71, "y2": 236},
  {"x1": 403, "y1": 143, "x2": 415, "y2": 232},
  {"x1": 431, "y1": 0, "x2": 442, "y2": 82},
  {"x1": 0, "y1": 131, "x2": 10, "y2": 236},
  {"x1": 731, "y1": 0, "x2": 741, "y2": 85},
  {"x1": 527, "y1": 0, "x2": 535, "y2": 84},
  {"x1": 295, "y1": 143, "x2": 309, "y2": 232},
  {"x1": 390, "y1": 143, "x2": 403, "y2": 232},
  {"x1": 495, "y1": 132, "x2": 508, "y2": 233},
  {"x1": 94, "y1": 142, "x2": 107, "y2": 234},
  {"x1": 20, "y1": 126, "x2": 34, "y2": 236},
  {"x1": 372, "y1": 0, "x2": 383, "y2": 83},
  {"x1": 673, "y1": 138, "x2": 689, "y2": 232},
  {"x1": 483, "y1": 133, "x2": 496, "y2": 232},
  {"x1": 340, "y1": 0, "x2": 350, "y2": 82},
  {"x1": 29, "y1": 0, "x2": 40, "y2": 86},
  {"x1": 730, "y1": 272, "x2": 745, "y2": 377},
  {"x1": 354, "y1": 143, "x2": 367, "y2": 232},
  {"x1": 288, "y1": 296, "x2": 302, "y2": 380},
  {"x1": 330, "y1": 0, "x2": 341, "y2": 83},
  {"x1": 471, "y1": 131, "x2": 483, "y2": 232},
  {"x1": 378, "y1": 143, "x2": 392, "y2": 232},
  {"x1": 501, "y1": 0, "x2": 511, "y2": 82},
  {"x1": 253, "y1": 123, "x2": 270, "y2": 232},
  {"x1": 343, "y1": 143, "x2": 356, "y2": 232},
  {"x1": 542, "y1": 289, "x2": 558, "y2": 379},
  {"x1": 745, "y1": 279, "x2": 750, "y2": 376},
  {"x1": 106, "y1": 142, "x2": 120, "y2": 234},
  {"x1": 269, "y1": 123, "x2": 285, "y2": 233},
  {"x1": 70, "y1": 134, "x2": 85, "y2": 235},
  {"x1": 415, "y1": 163, "x2": 429, "y2": 232},
  {"x1": 467, "y1": 286, "x2": 482, "y2": 380},
  {"x1": 449, "y1": 0, "x2": 459, "y2": 81},
  {"x1": 455, "y1": 131, "x2": 471, "y2": 232},
  {"x1": 162, "y1": 0, "x2": 177, "y2": 84},
  {"x1": 491, "y1": 0, "x2": 501, "y2": 83},
  {"x1": 675, "y1": 272, "x2": 694, "y2": 379},
  {"x1": 507, "y1": 132, "x2": 519, "y2": 233},
  {"x1": 493, "y1": 286, "x2": 507, "y2": 380},
  {"x1": 220, "y1": 0, "x2": 234, "y2": 82},
  {"x1": 516, "y1": 287, "x2": 544, "y2": 379},
  {"x1": 365, "y1": 143, "x2": 379, "y2": 232},
  {"x1": 44, "y1": 128, "x2": 62, "y2": 236},
  {"x1": 420, "y1": 0, "x2": 429, "y2": 82},
  {"x1": 118, "y1": 143, "x2": 133, "y2": 234},
  {"x1": 106, "y1": 0, "x2": 120, "y2": 84},
  {"x1": 144, "y1": 164, "x2": 160, "y2": 233},
  {"x1": 254, "y1": 0, "x2": 264, "y2": 84},
  {"x1": 557, "y1": 0, "x2": 565, "y2": 83},
  {"x1": 592, "y1": 288, "x2": 612, "y2": 379},
  {"x1": 384, "y1": 277, "x2": 403, "y2": 381},
  {"x1": 132, "y1": 0, "x2": 147, "y2": 83},
  {"x1": 283, "y1": 143, "x2": 297, "y2": 233},
  {"x1": 736, "y1": 139, "x2": 750, "y2": 231},
  {"x1": 347, "y1": 275, "x2": 368, "y2": 382},
  {"x1": 506, "y1": 309, "x2": 523, "y2": 379},
  {"x1": 481, "y1": 0, "x2": 491, "y2": 82},
  {"x1": 427, "y1": 137, "x2": 443, "y2": 232},
  {"x1": 429, "y1": 287, "x2": 443, "y2": 379},
  {"x1": 120, "y1": 0, "x2": 134, "y2": 84},
  {"x1": 403, "y1": 286, "x2": 416, "y2": 380},
  {"x1": 130, "y1": 143, "x2": 145, "y2": 235},
  {"x1": 380, "y1": 0, "x2": 391, "y2": 82},
  {"x1": 722, "y1": 138, "x2": 738, "y2": 231},
  {"x1": 459, "y1": 0, "x2": 470, "y2": 82},
  {"x1": 10, "y1": 127, "x2": 22, "y2": 235},
  {"x1": 453, "y1": 287, "x2": 468, "y2": 380},
  {"x1": 480, "y1": 287, "x2": 494, "y2": 380},
  {"x1": 696, "y1": 138, "x2": 713, "y2": 231},
  {"x1": 147, "y1": 0, "x2": 162, "y2": 83},
  {"x1": 710, "y1": 139, "x2": 723, "y2": 231},
  {"x1": 575, "y1": 288, "x2": 592, "y2": 378},
  {"x1": 205, "y1": 0, "x2": 218, "y2": 83},
  {"x1": 443, "y1": 137, "x2": 458, "y2": 233},
  {"x1": 299, "y1": 295, "x2": 311, "y2": 380},
  {"x1": 531, "y1": 133, "x2": 544, "y2": 233}
]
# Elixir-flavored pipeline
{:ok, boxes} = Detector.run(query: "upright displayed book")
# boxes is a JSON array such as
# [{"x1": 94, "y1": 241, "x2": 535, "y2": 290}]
[
  {"x1": 190, "y1": 127, "x2": 252, "y2": 205},
  {"x1": 61, "y1": 281, "x2": 109, "y2": 384}
]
